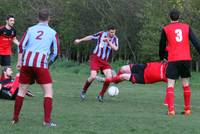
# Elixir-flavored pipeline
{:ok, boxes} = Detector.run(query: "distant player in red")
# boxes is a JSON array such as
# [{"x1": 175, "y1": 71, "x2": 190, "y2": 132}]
[
  {"x1": 159, "y1": 9, "x2": 200, "y2": 116},
  {"x1": 0, "y1": 66, "x2": 33, "y2": 100},
  {"x1": 0, "y1": 15, "x2": 19, "y2": 66},
  {"x1": 74, "y1": 25, "x2": 119, "y2": 102},
  {"x1": 96, "y1": 61, "x2": 168, "y2": 98}
]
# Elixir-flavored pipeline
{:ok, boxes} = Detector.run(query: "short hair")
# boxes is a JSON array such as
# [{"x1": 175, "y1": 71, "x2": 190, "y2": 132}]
[
  {"x1": 38, "y1": 9, "x2": 49, "y2": 21},
  {"x1": 6, "y1": 15, "x2": 15, "y2": 20},
  {"x1": 2, "y1": 66, "x2": 12, "y2": 72},
  {"x1": 169, "y1": 9, "x2": 180, "y2": 21},
  {"x1": 107, "y1": 25, "x2": 117, "y2": 31}
]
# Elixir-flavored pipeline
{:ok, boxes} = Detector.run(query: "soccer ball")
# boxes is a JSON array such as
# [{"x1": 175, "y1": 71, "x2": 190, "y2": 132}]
[{"x1": 108, "y1": 86, "x2": 119, "y2": 96}]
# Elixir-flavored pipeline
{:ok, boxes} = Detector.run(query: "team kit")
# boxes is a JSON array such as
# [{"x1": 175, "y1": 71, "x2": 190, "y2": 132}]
[{"x1": 0, "y1": 8, "x2": 200, "y2": 127}]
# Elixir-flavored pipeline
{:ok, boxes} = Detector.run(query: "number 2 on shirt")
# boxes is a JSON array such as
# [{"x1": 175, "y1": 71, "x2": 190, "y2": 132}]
[
  {"x1": 35, "y1": 31, "x2": 44, "y2": 40},
  {"x1": 175, "y1": 29, "x2": 183, "y2": 42}
]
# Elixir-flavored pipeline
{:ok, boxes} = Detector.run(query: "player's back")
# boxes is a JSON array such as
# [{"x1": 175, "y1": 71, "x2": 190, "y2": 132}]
[
  {"x1": 144, "y1": 62, "x2": 167, "y2": 84},
  {"x1": 164, "y1": 22, "x2": 191, "y2": 61},
  {"x1": 26, "y1": 23, "x2": 56, "y2": 53},
  {"x1": 20, "y1": 22, "x2": 59, "y2": 68}
]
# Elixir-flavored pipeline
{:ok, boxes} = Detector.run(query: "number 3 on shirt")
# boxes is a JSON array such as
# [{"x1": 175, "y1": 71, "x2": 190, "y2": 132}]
[
  {"x1": 175, "y1": 29, "x2": 183, "y2": 42},
  {"x1": 35, "y1": 31, "x2": 44, "y2": 40}
]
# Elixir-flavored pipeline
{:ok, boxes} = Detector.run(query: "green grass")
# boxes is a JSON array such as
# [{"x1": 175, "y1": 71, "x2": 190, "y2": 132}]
[{"x1": 1, "y1": 65, "x2": 200, "y2": 134}]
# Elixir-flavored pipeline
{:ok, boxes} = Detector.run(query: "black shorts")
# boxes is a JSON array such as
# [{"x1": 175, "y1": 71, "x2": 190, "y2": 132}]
[
  {"x1": 130, "y1": 64, "x2": 146, "y2": 84},
  {"x1": 0, "y1": 55, "x2": 11, "y2": 66},
  {"x1": 166, "y1": 60, "x2": 191, "y2": 79},
  {"x1": 0, "y1": 87, "x2": 17, "y2": 100}
]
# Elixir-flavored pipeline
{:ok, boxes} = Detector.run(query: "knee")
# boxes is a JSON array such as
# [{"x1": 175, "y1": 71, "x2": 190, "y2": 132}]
[
  {"x1": 89, "y1": 75, "x2": 96, "y2": 81},
  {"x1": 182, "y1": 81, "x2": 189, "y2": 87}
]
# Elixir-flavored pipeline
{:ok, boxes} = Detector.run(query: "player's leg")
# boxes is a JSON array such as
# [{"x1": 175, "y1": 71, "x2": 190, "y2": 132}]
[
  {"x1": 117, "y1": 64, "x2": 132, "y2": 76},
  {"x1": 181, "y1": 78, "x2": 191, "y2": 115},
  {"x1": 80, "y1": 55, "x2": 99, "y2": 99},
  {"x1": 96, "y1": 64, "x2": 132, "y2": 83},
  {"x1": 34, "y1": 67, "x2": 56, "y2": 127},
  {"x1": 180, "y1": 61, "x2": 191, "y2": 115},
  {"x1": 82, "y1": 70, "x2": 97, "y2": 93},
  {"x1": 96, "y1": 64, "x2": 139, "y2": 84},
  {"x1": 80, "y1": 70, "x2": 97, "y2": 100},
  {"x1": 34, "y1": 67, "x2": 56, "y2": 126},
  {"x1": 12, "y1": 84, "x2": 29, "y2": 124},
  {"x1": 104, "y1": 73, "x2": 131, "y2": 83},
  {"x1": 41, "y1": 83, "x2": 56, "y2": 126},
  {"x1": 97, "y1": 69, "x2": 112, "y2": 102},
  {"x1": 166, "y1": 79, "x2": 176, "y2": 116},
  {"x1": 165, "y1": 62, "x2": 178, "y2": 116},
  {"x1": 12, "y1": 66, "x2": 34, "y2": 124}
]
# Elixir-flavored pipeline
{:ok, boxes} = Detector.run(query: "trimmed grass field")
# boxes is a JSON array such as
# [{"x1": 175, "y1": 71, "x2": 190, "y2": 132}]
[{"x1": 1, "y1": 64, "x2": 200, "y2": 134}]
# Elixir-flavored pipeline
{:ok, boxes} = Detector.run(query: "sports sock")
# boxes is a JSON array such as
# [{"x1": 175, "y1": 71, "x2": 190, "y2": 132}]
[
  {"x1": 12, "y1": 95, "x2": 24, "y2": 121},
  {"x1": 99, "y1": 82, "x2": 110, "y2": 96},
  {"x1": 183, "y1": 86, "x2": 191, "y2": 111},
  {"x1": 117, "y1": 69, "x2": 123, "y2": 76},
  {"x1": 105, "y1": 75, "x2": 121, "y2": 83},
  {"x1": 44, "y1": 97, "x2": 52, "y2": 123},
  {"x1": 164, "y1": 88, "x2": 168, "y2": 105},
  {"x1": 166, "y1": 87, "x2": 174, "y2": 112},
  {"x1": 82, "y1": 80, "x2": 92, "y2": 92}
]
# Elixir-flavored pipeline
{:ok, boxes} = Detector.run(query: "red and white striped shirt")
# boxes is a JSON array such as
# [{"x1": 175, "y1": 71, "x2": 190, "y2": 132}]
[
  {"x1": 19, "y1": 23, "x2": 60, "y2": 68},
  {"x1": 91, "y1": 31, "x2": 118, "y2": 61}
]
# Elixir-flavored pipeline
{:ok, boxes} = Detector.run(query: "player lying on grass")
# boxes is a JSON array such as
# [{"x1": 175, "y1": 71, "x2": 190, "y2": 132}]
[
  {"x1": 0, "y1": 66, "x2": 33, "y2": 100},
  {"x1": 96, "y1": 61, "x2": 168, "y2": 104}
]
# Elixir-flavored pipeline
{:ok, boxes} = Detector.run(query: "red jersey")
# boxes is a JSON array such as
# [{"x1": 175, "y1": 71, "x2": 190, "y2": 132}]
[
  {"x1": 163, "y1": 22, "x2": 191, "y2": 61},
  {"x1": 0, "y1": 26, "x2": 16, "y2": 55},
  {"x1": 144, "y1": 62, "x2": 167, "y2": 84},
  {"x1": 0, "y1": 74, "x2": 19, "y2": 95}
]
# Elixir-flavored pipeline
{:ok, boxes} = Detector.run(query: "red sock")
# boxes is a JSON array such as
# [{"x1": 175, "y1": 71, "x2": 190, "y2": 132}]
[
  {"x1": 105, "y1": 76, "x2": 121, "y2": 83},
  {"x1": 99, "y1": 82, "x2": 110, "y2": 96},
  {"x1": 44, "y1": 97, "x2": 52, "y2": 123},
  {"x1": 183, "y1": 86, "x2": 191, "y2": 110},
  {"x1": 166, "y1": 87, "x2": 174, "y2": 112},
  {"x1": 10, "y1": 75, "x2": 20, "y2": 95},
  {"x1": 164, "y1": 88, "x2": 168, "y2": 105},
  {"x1": 12, "y1": 95, "x2": 24, "y2": 121},
  {"x1": 83, "y1": 80, "x2": 92, "y2": 92},
  {"x1": 117, "y1": 69, "x2": 123, "y2": 76}
]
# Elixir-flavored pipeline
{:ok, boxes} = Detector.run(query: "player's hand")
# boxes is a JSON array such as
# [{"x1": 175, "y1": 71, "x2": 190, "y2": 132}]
[
  {"x1": 162, "y1": 58, "x2": 168, "y2": 63},
  {"x1": 74, "y1": 39, "x2": 81, "y2": 45},
  {"x1": 48, "y1": 60, "x2": 53, "y2": 69},
  {"x1": 103, "y1": 38, "x2": 109, "y2": 43}
]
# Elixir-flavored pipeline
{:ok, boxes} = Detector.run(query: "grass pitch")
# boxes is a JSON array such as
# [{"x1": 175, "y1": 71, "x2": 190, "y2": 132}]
[{"x1": 1, "y1": 65, "x2": 200, "y2": 134}]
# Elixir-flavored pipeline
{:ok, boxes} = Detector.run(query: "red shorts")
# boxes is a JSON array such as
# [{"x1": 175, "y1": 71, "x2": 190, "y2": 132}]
[
  {"x1": 89, "y1": 55, "x2": 112, "y2": 71},
  {"x1": 19, "y1": 66, "x2": 52, "y2": 84}
]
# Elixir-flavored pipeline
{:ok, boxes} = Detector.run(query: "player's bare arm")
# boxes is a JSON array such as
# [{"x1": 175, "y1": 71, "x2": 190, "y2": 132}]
[
  {"x1": 74, "y1": 35, "x2": 93, "y2": 44},
  {"x1": 16, "y1": 53, "x2": 22, "y2": 70},
  {"x1": 12, "y1": 37, "x2": 20, "y2": 46}
]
